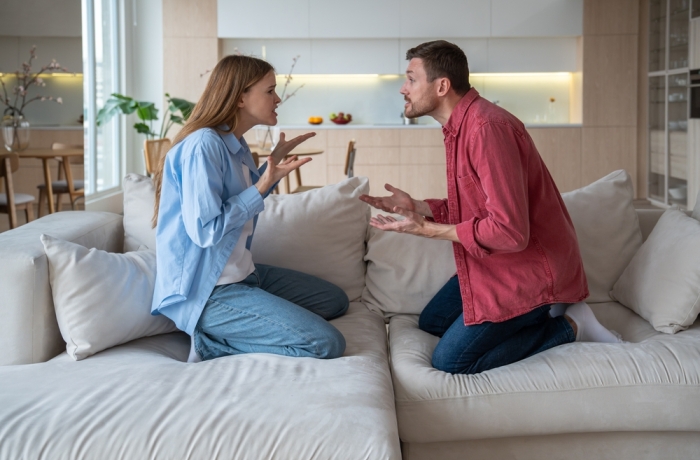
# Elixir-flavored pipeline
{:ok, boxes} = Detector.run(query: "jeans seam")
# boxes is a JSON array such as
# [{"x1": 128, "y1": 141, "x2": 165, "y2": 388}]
[{"x1": 204, "y1": 298, "x2": 324, "y2": 357}]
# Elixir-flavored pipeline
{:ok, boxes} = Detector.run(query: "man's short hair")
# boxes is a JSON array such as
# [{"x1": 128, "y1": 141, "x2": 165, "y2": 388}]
[{"x1": 406, "y1": 40, "x2": 471, "y2": 96}]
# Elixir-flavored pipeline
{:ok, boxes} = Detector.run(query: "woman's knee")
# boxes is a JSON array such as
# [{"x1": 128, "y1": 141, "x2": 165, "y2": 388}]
[{"x1": 314, "y1": 326, "x2": 346, "y2": 359}]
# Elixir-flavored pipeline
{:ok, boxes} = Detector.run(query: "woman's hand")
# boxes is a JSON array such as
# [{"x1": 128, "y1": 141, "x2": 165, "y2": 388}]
[
  {"x1": 256, "y1": 155, "x2": 312, "y2": 195},
  {"x1": 270, "y1": 132, "x2": 316, "y2": 164}
]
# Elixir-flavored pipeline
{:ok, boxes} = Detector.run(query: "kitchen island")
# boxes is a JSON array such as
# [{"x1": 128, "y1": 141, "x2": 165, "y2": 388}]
[{"x1": 274, "y1": 124, "x2": 584, "y2": 198}]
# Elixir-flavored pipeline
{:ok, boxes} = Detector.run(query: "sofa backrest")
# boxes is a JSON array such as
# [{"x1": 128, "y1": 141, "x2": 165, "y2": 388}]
[{"x1": 0, "y1": 211, "x2": 123, "y2": 366}]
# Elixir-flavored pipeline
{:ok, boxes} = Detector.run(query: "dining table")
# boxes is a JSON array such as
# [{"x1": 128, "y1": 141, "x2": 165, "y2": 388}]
[
  {"x1": 17, "y1": 148, "x2": 84, "y2": 215},
  {"x1": 251, "y1": 145, "x2": 324, "y2": 194}
]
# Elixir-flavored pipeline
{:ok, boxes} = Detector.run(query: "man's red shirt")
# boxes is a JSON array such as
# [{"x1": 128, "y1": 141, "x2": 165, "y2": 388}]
[{"x1": 426, "y1": 88, "x2": 589, "y2": 325}]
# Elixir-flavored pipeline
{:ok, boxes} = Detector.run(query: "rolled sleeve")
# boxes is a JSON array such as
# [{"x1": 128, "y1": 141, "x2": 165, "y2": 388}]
[
  {"x1": 425, "y1": 198, "x2": 449, "y2": 223},
  {"x1": 456, "y1": 218, "x2": 491, "y2": 258}
]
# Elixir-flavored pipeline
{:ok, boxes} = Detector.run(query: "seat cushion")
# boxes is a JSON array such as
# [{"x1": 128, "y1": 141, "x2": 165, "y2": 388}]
[
  {"x1": 37, "y1": 180, "x2": 85, "y2": 192},
  {"x1": 0, "y1": 303, "x2": 401, "y2": 459},
  {"x1": 389, "y1": 303, "x2": 700, "y2": 444},
  {"x1": 0, "y1": 193, "x2": 35, "y2": 206}
]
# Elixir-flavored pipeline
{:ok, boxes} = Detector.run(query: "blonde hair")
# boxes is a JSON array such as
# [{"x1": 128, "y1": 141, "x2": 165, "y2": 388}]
[{"x1": 152, "y1": 55, "x2": 274, "y2": 227}]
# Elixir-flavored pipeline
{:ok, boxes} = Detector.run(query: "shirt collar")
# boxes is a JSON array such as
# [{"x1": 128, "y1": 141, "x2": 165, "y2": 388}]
[
  {"x1": 216, "y1": 125, "x2": 260, "y2": 178},
  {"x1": 442, "y1": 88, "x2": 480, "y2": 138}
]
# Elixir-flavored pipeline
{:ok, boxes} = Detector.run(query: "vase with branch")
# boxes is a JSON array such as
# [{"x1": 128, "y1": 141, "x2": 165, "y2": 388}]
[{"x1": 0, "y1": 46, "x2": 70, "y2": 151}]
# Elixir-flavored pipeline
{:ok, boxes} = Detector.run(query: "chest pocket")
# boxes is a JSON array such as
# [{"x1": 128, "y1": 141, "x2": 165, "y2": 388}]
[{"x1": 456, "y1": 173, "x2": 488, "y2": 218}]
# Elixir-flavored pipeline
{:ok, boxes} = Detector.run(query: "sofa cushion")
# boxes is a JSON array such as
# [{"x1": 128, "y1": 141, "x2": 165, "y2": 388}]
[
  {"x1": 388, "y1": 304, "x2": 700, "y2": 444},
  {"x1": 251, "y1": 177, "x2": 370, "y2": 302},
  {"x1": 0, "y1": 303, "x2": 400, "y2": 459},
  {"x1": 0, "y1": 211, "x2": 124, "y2": 366},
  {"x1": 611, "y1": 209, "x2": 700, "y2": 333},
  {"x1": 123, "y1": 173, "x2": 156, "y2": 252},
  {"x1": 561, "y1": 169, "x2": 643, "y2": 303},
  {"x1": 41, "y1": 235, "x2": 177, "y2": 360},
  {"x1": 122, "y1": 174, "x2": 370, "y2": 302},
  {"x1": 363, "y1": 226, "x2": 456, "y2": 317}
]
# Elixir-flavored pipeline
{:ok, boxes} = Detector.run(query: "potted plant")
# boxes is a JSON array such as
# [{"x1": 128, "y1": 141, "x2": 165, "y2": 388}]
[
  {"x1": 0, "y1": 46, "x2": 70, "y2": 151},
  {"x1": 96, "y1": 92, "x2": 195, "y2": 140}
]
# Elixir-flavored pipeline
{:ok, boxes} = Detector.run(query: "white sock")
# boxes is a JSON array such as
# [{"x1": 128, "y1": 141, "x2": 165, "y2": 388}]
[
  {"x1": 187, "y1": 335, "x2": 202, "y2": 363},
  {"x1": 549, "y1": 303, "x2": 568, "y2": 317},
  {"x1": 565, "y1": 302, "x2": 623, "y2": 343}
]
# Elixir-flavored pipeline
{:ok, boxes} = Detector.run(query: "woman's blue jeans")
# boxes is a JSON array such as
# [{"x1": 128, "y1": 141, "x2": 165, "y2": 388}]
[
  {"x1": 193, "y1": 264, "x2": 349, "y2": 361},
  {"x1": 419, "y1": 276, "x2": 575, "y2": 375}
]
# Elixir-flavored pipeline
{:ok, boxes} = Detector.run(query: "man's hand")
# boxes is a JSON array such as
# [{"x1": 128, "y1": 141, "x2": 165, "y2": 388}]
[
  {"x1": 256, "y1": 155, "x2": 311, "y2": 195},
  {"x1": 270, "y1": 132, "x2": 316, "y2": 164},
  {"x1": 369, "y1": 206, "x2": 427, "y2": 236},
  {"x1": 360, "y1": 184, "x2": 416, "y2": 213},
  {"x1": 370, "y1": 206, "x2": 459, "y2": 242}
]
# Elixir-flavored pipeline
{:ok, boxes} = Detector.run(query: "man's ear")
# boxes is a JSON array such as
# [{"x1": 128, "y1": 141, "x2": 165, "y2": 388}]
[{"x1": 436, "y1": 77, "x2": 451, "y2": 97}]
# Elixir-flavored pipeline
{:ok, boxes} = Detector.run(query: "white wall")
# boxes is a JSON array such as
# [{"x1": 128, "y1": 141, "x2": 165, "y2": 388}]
[
  {"x1": 0, "y1": 0, "x2": 83, "y2": 125},
  {"x1": 0, "y1": 0, "x2": 81, "y2": 37}
]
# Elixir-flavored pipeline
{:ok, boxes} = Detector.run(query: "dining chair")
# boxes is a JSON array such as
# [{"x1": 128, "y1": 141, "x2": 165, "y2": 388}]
[
  {"x1": 292, "y1": 139, "x2": 356, "y2": 194},
  {"x1": 144, "y1": 138, "x2": 172, "y2": 177},
  {"x1": 0, "y1": 153, "x2": 35, "y2": 229},
  {"x1": 37, "y1": 143, "x2": 85, "y2": 216}
]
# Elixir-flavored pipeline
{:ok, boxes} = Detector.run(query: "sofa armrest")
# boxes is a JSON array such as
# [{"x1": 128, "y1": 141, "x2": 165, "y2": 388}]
[{"x1": 0, "y1": 211, "x2": 123, "y2": 366}]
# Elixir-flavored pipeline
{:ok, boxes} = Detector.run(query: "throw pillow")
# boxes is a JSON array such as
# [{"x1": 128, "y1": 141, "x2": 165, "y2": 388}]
[
  {"x1": 362, "y1": 225, "x2": 456, "y2": 317},
  {"x1": 41, "y1": 234, "x2": 177, "y2": 360},
  {"x1": 692, "y1": 189, "x2": 700, "y2": 221},
  {"x1": 251, "y1": 177, "x2": 370, "y2": 302},
  {"x1": 561, "y1": 170, "x2": 643, "y2": 303},
  {"x1": 610, "y1": 209, "x2": 700, "y2": 333},
  {"x1": 123, "y1": 173, "x2": 156, "y2": 252}
]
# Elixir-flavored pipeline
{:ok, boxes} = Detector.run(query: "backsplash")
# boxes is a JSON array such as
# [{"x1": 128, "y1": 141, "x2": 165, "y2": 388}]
[{"x1": 274, "y1": 72, "x2": 576, "y2": 126}]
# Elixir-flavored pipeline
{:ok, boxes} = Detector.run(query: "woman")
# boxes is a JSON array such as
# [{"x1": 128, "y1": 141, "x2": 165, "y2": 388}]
[{"x1": 151, "y1": 55, "x2": 349, "y2": 363}]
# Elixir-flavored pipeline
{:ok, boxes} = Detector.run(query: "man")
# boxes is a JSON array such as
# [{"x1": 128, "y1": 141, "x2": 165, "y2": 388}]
[{"x1": 360, "y1": 40, "x2": 621, "y2": 375}]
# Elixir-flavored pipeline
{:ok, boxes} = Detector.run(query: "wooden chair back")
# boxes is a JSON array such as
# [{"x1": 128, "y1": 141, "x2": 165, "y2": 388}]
[
  {"x1": 344, "y1": 139, "x2": 356, "y2": 178},
  {"x1": 51, "y1": 143, "x2": 84, "y2": 203},
  {"x1": 144, "y1": 138, "x2": 172, "y2": 176},
  {"x1": 252, "y1": 151, "x2": 260, "y2": 167},
  {"x1": 0, "y1": 153, "x2": 21, "y2": 228}
]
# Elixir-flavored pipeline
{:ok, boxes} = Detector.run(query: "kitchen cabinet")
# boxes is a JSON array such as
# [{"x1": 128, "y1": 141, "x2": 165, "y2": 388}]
[
  {"x1": 309, "y1": 0, "x2": 400, "y2": 38},
  {"x1": 310, "y1": 40, "x2": 400, "y2": 74},
  {"x1": 398, "y1": 0, "x2": 491, "y2": 38},
  {"x1": 217, "y1": 0, "x2": 309, "y2": 38},
  {"x1": 648, "y1": 0, "x2": 690, "y2": 208},
  {"x1": 490, "y1": 0, "x2": 583, "y2": 37},
  {"x1": 218, "y1": 0, "x2": 582, "y2": 39},
  {"x1": 274, "y1": 126, "x2": 582, "y2": 198}
]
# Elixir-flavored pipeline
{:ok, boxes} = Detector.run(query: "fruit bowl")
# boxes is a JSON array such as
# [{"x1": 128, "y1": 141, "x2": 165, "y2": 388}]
[
  {"x1": 331, "y1": 118, "x2": 351, "y2": 125},
  {"x1": 329, "y1": 112, "x2": 352, "y2": 125}
]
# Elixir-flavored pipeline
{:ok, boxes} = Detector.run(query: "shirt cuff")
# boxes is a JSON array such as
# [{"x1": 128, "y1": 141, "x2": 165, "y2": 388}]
[
  {"x1": 456, "y1": 218, "x2": 491, "y2": 259},
  {"x1": 425, "y1": 199, "x2": 449, "y2": 224},
  {"x1": 238, "y1": 184, "x2": 265, "y2": 218}
]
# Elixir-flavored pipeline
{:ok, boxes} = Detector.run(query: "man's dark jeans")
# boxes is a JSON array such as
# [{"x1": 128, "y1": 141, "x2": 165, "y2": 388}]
[{"x1": 419, "y1": 276, "x2": 575, "y2": 375}]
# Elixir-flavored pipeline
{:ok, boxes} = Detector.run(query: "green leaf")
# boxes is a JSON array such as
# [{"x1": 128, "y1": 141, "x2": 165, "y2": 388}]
[
  {"x1": 136, "y1": 102, "x2": 158, "y2": 121},
  {"x1": 168, "y1": 97, "x2": 195, "y2": 120},
  {"x1": 134, "y1": 122, "x2": 155, "y2": 136},
  {"x1": 169, "y1": 114, "x2": 184, "y2": 125},
  {"x1": 96, "y1": 98, "x2": 123, "y2": 126}
]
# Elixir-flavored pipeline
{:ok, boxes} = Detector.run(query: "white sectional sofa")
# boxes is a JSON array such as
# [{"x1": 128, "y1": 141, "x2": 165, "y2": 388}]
[{"x1": 1, "y1": 171, "x2": 700, "y2": 460}]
